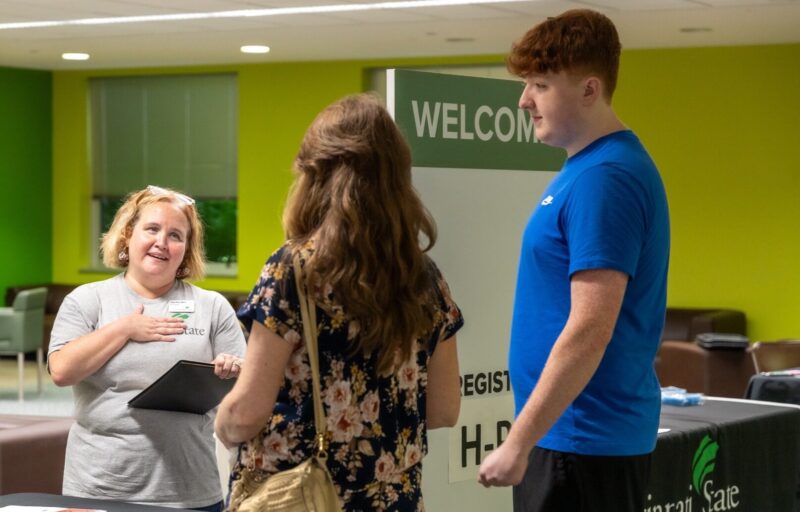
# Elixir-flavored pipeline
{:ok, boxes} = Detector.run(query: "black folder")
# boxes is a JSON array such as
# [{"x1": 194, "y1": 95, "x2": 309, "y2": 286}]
[{"x1": 128, "y1": 360, "x2": 235, "y2": 415}]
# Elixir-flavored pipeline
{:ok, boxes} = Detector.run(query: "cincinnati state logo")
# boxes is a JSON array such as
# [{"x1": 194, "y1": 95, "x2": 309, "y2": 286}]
[
  {"x1": 692, "y1": 434, "x2": 741, "y2": 511},
  {"x1": 692, "y1": 434, "x2": 719, "y2": 495},
  {"x1": 645, "y1": 434, "x2": 740, "y2": 512},
  {"x1": 170, "y1": 312, "x2": 206, "y2": 335}
]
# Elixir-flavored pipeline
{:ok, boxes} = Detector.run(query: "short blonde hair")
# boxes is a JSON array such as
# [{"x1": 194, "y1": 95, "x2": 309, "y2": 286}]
[{"x1": 100, "y1": 186, "x2": 206, "y2": 280}]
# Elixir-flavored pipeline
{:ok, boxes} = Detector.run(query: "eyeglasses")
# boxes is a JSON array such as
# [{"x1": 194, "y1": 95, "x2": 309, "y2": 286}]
[{"x1": 146, "y1": 185, "x2": 195, "y2": 206}]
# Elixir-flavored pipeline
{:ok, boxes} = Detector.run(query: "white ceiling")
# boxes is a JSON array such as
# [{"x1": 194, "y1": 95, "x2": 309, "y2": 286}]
[{"x1": 0, "y1": 0, "x2": 799, "y2": 71}]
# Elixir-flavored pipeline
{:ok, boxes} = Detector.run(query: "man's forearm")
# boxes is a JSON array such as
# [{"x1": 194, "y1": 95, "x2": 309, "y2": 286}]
[{"x1": 504, "y1": 323, "x2": 610, "y2": 455}]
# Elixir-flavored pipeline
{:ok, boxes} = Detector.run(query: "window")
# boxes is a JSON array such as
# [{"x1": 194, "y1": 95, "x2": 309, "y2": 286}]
[{"x1": 89, "y1": 73, "x2": 238, "y2": 275}]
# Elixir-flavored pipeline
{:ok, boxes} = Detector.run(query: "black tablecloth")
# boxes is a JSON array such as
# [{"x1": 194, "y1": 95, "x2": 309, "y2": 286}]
[
  {"x1": 745, "y1": 374, "x2": 800, "y2": 405},
  {"x1": 3, "y1": 400, "x2": 799, "y2": 512},
  {"x1": 0, "y1": 493, "x2": 183, "y2": 511},
  {"x1": 647, "y1": 398, "x2": 800, "y2": 512}
]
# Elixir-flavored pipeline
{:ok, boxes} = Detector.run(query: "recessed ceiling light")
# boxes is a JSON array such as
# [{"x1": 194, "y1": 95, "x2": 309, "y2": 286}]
[
  {"x1": 241, "y1": 45, "x2": 270, "y2": 54},
  {"x1": 62, "y1": 52, "x2": 90, "y2": 60}
]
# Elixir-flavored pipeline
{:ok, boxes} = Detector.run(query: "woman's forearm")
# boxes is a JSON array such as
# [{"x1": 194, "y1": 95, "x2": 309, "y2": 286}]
[
  {"x1": 49, "y1": 320, "x2": 131, "y2": 386},
  {"x1": 215, "y1": 321, "x2": 294, "y2": 447}
]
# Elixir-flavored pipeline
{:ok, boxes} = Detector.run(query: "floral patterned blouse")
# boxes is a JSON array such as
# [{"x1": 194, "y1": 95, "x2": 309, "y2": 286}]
[{"x1": 233, "y1": 243, "x2": 463, "y2": 511}]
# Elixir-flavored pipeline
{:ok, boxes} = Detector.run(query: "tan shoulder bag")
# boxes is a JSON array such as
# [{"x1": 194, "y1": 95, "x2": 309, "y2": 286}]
[{"x1": 228, "y1": 255, "x2": 341, "y2": 512}]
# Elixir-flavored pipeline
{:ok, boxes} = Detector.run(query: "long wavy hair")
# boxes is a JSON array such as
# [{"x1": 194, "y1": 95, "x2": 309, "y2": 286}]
[{"x1": 283, "y1": 93, "x2": 437, "y2": 374}]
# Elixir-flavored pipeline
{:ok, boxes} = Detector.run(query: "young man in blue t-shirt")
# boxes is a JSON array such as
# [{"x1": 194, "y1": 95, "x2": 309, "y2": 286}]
[{"x1": 478, "y1": 9, "x2": 670, "y2": 512}]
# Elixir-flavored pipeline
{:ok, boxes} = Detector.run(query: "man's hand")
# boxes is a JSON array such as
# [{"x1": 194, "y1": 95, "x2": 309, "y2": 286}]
[{"x1": 477, "y1": 440, "x2": 529, "y2": 487}]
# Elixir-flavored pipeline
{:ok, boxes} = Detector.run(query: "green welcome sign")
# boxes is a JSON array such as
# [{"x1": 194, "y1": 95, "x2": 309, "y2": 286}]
[{"x1": 388, "y1": 69, "x2": 565, "y2": 171}]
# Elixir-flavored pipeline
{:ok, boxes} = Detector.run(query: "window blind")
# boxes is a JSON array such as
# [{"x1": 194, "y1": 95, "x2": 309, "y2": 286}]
[{"x1": 90, "y1": 73, "x2": 237, "y2": 199}]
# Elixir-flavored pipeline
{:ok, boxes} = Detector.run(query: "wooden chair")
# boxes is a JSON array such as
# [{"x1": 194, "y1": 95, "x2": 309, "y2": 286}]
[{"x1": 749, "y1": 340, "x2": 800, "y2": 373}]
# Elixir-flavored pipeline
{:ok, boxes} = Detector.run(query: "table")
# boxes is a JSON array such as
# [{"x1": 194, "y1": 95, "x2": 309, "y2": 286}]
[
  {"x1": 745, "y1": 373, "x2": 800, "y2": 405},
  {"x1": 646, "y1": 398, "x2": 800, "y2": 512},
  {"x1": 0, "y1": 493, "x2": 182, "y2": 512}
]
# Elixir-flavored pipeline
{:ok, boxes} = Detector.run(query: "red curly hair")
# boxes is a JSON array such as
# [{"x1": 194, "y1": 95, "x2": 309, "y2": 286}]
[{"x1": 508, "y1": 9, "x2": 622, "y2": 101}]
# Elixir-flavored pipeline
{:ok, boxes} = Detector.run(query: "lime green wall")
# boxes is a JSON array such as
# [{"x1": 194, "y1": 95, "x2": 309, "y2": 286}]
[
  {"x1": 50, "y1": 55, "x2": 500, "y2": 294},
  {"x1": 615, "y1": 44, "x2": 800, "y2": 340},
  {"x1": 51, "y1": 44, "x2": 800, "y2": 341},
  {"x1": 0, "y1": 66, "x2": 52, "y2": 301}
]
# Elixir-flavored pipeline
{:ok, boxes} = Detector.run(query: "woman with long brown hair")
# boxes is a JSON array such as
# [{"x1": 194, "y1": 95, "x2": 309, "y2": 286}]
[{"x1": 215, "y1": 93, "x2": 463, "y2": 510}]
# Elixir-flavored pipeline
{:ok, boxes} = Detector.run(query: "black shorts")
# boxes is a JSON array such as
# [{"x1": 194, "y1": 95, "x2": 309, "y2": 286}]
[{"x1": 513, "y1": 446, "x2": 651, "y2": 512}]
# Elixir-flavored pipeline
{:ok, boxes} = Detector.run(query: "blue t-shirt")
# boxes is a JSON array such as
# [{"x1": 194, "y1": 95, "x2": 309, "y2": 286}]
[{"x1": 508, "y1": 130, "x2": 670, "y2": 456}]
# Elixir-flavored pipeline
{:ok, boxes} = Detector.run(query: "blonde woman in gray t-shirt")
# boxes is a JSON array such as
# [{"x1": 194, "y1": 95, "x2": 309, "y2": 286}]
[{"x1": 49, "y1": 186, "x2": 246, "y2": 511}]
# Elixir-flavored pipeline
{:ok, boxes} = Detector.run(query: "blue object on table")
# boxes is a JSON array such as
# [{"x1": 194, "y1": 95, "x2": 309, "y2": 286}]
[{"x1": 661, "y1": 386, "x2": 705, "y2": 406}]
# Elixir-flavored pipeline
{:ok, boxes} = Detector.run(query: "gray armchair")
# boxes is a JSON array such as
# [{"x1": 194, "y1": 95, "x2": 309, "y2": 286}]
[{"x1": 0, "y1": 287, "x2": 47, "y2": 401}]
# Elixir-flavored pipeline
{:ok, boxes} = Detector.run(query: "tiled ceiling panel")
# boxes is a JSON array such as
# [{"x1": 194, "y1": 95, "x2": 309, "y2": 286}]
[{"x1": 0, "y1": 0, "x2": 798, "y2": 69}]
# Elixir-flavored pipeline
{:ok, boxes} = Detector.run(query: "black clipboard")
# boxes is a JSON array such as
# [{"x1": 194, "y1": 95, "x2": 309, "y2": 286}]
[{"x1": 128, "y1": 360, "x2": 235, "y2": 415}]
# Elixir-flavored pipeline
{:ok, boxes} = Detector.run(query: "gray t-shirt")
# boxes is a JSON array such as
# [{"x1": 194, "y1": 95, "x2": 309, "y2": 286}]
[{"x1": 49, "y1": 274, "x2": 246, "y2": 508}]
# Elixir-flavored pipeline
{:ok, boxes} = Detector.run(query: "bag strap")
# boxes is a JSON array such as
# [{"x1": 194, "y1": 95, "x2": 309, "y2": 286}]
[{"x1": 293, "y1": 253, "x2": 328, "y2": 459}]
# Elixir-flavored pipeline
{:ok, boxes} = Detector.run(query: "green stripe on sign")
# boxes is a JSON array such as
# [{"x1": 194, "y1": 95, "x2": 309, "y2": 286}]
[{"x1": 392, "y1": 69, "x2": 565, "y2": 172}]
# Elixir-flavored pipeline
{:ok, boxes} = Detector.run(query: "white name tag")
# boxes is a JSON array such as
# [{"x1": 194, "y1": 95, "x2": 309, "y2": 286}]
[{"x1": 168, "y1": 300, "x2": 195, "y2": 313}]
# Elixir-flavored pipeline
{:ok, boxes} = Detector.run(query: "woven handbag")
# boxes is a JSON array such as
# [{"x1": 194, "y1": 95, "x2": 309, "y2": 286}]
[{"x1": 228, "y1": 255, "x2": 341, "y2": 512}]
